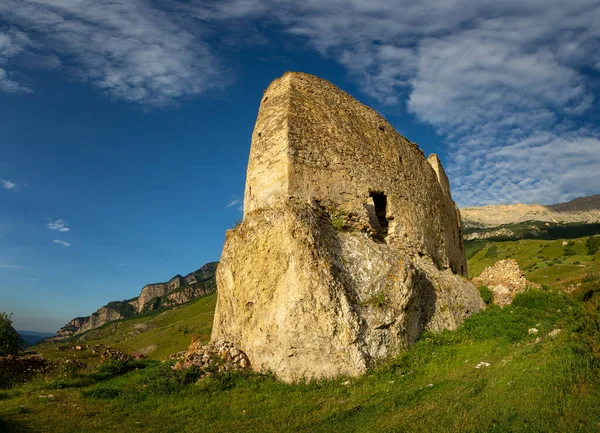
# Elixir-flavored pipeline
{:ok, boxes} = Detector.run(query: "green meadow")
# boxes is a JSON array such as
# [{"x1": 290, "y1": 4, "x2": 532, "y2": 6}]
[{"x1": 1, "y1": 238, "x2": 599, "y2": 432}]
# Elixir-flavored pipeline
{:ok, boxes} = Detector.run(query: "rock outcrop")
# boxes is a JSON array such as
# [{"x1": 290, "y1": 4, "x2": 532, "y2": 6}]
[
  {"x1": 212, "y1": 72, "x2": 484, "y2": 382},
  {"x1": 463, "y1": 228, "x2": 516, "y2": 241},
  {"x1": 51, "y1": 262, "x2": 218, "y2": 341},
  {"x1": 472, "y1": 259, "x2": 541, "y2": 306}
]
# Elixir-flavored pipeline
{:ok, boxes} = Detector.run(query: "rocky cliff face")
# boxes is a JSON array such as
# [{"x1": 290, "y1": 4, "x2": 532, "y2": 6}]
[
  {"x1": 53, "y1": 317, "x2": 88, "y2": 340},
  {"x1": 212, "y1": 72, "x2": 484, "y2": 382},
  {"x1": 51, "y1": 262, "x2": 218, "y2": 341},
  {"x1": 75, "y1": 306, "x2": 124, "y2": 335}
]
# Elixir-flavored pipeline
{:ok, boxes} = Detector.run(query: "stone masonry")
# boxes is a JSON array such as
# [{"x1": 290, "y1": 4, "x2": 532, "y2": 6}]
[{"x1": 212, "y1": 72, "x2": 484, "y2": 382}]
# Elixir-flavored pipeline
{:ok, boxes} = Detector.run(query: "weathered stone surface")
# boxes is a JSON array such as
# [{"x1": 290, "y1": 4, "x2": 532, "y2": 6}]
[
  {"x1": 472, "y1": 259, "x2": 541, "y2": 306},
  {"x1": 75, "y1": 306, "x2": 123, "y2": 335},
  {"x1": 212, "y1": 72, "x2": 484, "y2": 382}
]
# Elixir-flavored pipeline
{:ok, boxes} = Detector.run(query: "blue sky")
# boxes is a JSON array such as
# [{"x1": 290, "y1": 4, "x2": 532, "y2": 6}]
[{"x1": 1, "y1": 0, "x2": 599, "y2": 332}]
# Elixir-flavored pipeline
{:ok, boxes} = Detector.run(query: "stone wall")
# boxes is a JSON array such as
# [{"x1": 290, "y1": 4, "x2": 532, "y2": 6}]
[
  {"x1": 244, "y1": 72, "x2": 466, "y2": 275},
  {"x1": 213, "y1": 72, "x2": 484, "y2": 382}
]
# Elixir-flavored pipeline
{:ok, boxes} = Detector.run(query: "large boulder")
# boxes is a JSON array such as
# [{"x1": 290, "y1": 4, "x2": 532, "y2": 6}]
[{"x1": 211, "y1": 72, "x2": 484, "y2": 382}]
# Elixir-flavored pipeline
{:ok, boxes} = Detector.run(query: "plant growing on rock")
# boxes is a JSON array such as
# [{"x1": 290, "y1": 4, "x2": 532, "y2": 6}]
[
  {"x1": 329, "y1": 208, "x2": 349, "y2": 231},
  {"x1": 478, "y1": 286, "x2": 494, "y2": 305},
  {"x1": 360, "y1": 292, "x2": 388, "y2": 308}
]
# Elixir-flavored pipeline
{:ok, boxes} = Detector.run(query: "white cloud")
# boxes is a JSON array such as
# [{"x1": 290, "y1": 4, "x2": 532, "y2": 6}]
[
  {"x1": 0, "y1": 263, "x2": 22, "y2": 269},
  {"x1": 0, "y1": 28, "x2": 33, "y2": 93},
  {"x1": 1, "y1": 179, "x2": 18, "y2": 191},
  {"x1": 193, "y1": 0, "x2": 600, "y2": 206},
  {"x1": 52, "y1": 239, "x2": 71, "y2": 247},
  {"x1": 0, "y1": 0, "x2": 226, "y2": 106},
  {"x1": 14, "y1": 277, "x2": 37, "y2": 281},
  {"x1": 1, "y1": 1, "x2": 600, "y2": 203},
  {"x1": 225, "y1": 197, "x2": 244, "y2": 211},
  {"x1": 47, "y1": 219, "x2": 69, "y2": 232}
]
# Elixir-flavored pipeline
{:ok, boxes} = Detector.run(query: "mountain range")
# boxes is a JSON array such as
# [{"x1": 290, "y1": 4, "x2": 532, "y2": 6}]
[
  {"x1": 461, "y1": 194, "x2": 600, "y2": 228},
  {"x1": 49, "y1": 262, "x2": 218, "y2": 341}
]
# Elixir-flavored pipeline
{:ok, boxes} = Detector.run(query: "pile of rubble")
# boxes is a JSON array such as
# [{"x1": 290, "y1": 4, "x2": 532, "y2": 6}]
[
  {"x1": 473, "y1": 259, "x2": 541, "y2": 306},
  {"x1": 0, "y1": 354, "x2": 52, "y2": 386},
  {"x1": 172, "y1": 339, "x2": 251, "y2": 373},
  {"x1": 0, "y1": 354, "x2": 50, "y2": 375},
  {"x1": 62, "y1": 344, "x2": 132, "y2": 362},
  {"x1": 91, "y1": 345, "x2": 132, "y2": 362}
]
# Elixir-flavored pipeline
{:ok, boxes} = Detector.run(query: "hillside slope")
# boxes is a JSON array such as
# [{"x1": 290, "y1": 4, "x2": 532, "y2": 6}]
[
  {"x1": 50, "y1": 262, "x2": 217, "y2": 341},
  {"x1": 3, "y1": 233, "x2": 598, "y2": 432},
  {"x1": 37, "y1": 293, "x2": 216, "y2": 361},
  {"x1": 4, "y1": 277, "x2": 599, "y2": 432}
]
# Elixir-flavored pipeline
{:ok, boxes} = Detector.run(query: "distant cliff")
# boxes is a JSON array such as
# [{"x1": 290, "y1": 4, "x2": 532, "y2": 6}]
[
  {"x1": 50, "y1": 262, "x2": 218, "y2": 341},
  {"x1": 461, "y1": 194, "x2": 600, "y2": 228}
]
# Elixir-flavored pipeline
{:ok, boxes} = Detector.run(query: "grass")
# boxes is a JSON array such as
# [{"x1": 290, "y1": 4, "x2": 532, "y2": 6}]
[
  {"x1": 466, "y1": 236, "x2": 600, "y2": 288},
  {"x1": 35, "y1": 294, "x2": 216, "y2": 363},
  {"x1": 2, "y1": 238, "x2": 600, "y2": 432},
  {"x1": 1, "y1": 287, "x2": 599, "y2": 432},
  {"x1": 463, "y1": 221, "x2": 600, "y2": 241}
]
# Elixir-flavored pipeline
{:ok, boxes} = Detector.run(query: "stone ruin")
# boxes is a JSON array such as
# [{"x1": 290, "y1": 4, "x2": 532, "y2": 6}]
[
  {"x1": 473, "y1": 259, "x2": 542, "y2": 306},
  {"x1": 211, "y1": 72, "x2": 485, "y2": 382},
  {"x1": 172, "y1": 339, "x2": 251, "y2": 374}
]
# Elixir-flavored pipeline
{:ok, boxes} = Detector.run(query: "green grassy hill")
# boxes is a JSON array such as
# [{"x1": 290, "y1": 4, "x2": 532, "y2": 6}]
[
  {"x1": 466, "y1": 235, "x2": 600, "y2": 289},
  {"x1": 1, "y1": 238, "x2": 600, "y2": 432},
  {"x1": 36, "y1": 294, "x2": 216, "y2": 363}
]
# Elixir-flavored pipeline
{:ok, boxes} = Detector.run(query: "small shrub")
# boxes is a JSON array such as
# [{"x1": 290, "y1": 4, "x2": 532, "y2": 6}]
[
  {"x1": 563, "y1": 248, "x2": 577, "y2": 256},
  {"x1": 330, "y1": 210, "x2": 348, "y2": 231},
  {"x1": 586, "y1": 236, "x2": 600, "y2": 255},
  {"x1": 56, "y1": 359, "x2": 87, "y2": 378},
  {"x1": 484, "y1": 245, "x2": 499, "y2": 259},
  {"x1": 96, "y1": 359, "x2": 137, "y2": 377},
  {"x1": 196, "y1": 371, "x2": 249, "y2": 392},
  {"x1": 141, "y1": 364, "x2": 203, "y2": 395},
  {"x1": 582, "y1": 273, "x2": 599, "y2": 284},
  {"x1": 478, "y1": 286, "x2": 494, "y2": 305},
  {"x1": 45, "y1": 379, "x2": 68, "y2": 389},
  {"x1": 0, "y1": 312, "x2": 24, "y2": 356},
  {"x1": 45, "y1": 376, "x2": 96, "y2": 390}
]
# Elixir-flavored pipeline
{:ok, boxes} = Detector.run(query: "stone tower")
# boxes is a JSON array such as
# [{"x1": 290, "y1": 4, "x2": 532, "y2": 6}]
[{"x1": 212, "y1": 72, "x2": 484, "y2": 382}]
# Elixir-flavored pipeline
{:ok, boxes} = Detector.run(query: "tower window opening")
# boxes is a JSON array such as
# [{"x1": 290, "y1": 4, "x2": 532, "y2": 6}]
[{"x1": 370, "y1": 191, "x2": 388, "y2": 237}]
